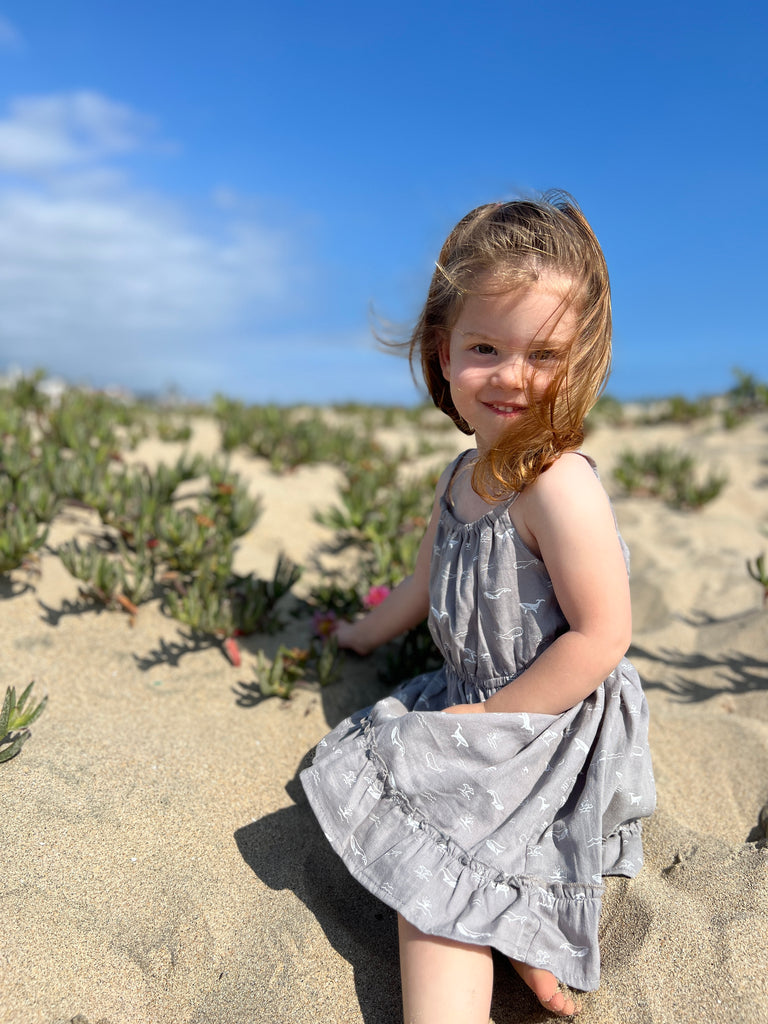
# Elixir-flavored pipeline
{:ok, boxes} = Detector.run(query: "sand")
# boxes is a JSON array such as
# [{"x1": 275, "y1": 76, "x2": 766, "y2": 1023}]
[{"x1": 1, "y1": 407, "x2": 767, "y2": 1024}]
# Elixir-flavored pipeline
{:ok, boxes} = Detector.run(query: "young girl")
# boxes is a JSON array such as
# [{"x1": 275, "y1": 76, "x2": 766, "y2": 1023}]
[{"x1": 301, "y1": 193, "x2": 655, "y2": 1022}]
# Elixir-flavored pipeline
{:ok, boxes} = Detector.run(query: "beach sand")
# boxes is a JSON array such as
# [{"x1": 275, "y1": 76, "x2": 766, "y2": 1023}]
[{"x1": 1, "y1": 408, "x2": 767, "y2": 1024}]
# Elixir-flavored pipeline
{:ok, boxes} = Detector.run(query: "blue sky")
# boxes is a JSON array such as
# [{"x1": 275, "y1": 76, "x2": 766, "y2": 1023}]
[{"x1": 0, "y1": 1, "x2": 765, "y2": 405}]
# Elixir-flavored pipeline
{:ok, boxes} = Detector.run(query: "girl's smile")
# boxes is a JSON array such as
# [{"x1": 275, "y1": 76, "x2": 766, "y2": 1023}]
[{"x1": 439, "y1": 275, "x2": 576, "y2": 452}]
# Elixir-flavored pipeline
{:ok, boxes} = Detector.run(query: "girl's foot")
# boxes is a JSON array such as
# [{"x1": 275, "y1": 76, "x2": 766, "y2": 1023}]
[{"x1": 509, "y1": 959, "x2": 581, "y2": 1018}]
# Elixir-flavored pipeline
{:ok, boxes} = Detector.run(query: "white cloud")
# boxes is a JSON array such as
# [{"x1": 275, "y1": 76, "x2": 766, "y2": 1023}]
[
  {"x1": 0, "y1": 188, "x2": 288, "y2": 330},
  {"x1": 0, "y1": 92, "x2": 155, "y2": 174},
  {"x1": 0, "y1": 91, "x2": 304, "y2": 395}
]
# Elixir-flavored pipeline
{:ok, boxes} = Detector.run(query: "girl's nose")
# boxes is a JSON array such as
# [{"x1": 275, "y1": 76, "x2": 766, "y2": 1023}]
[{"x1": 491, "y1": 354, "x2": 527, "y2": 389}]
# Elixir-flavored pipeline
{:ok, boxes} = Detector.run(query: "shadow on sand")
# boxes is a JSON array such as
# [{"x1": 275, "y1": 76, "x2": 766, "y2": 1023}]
[
  {"x1": 629, "y1": 607, "x2": 768, "y2": 702},
  {"x1": 234, "y1": 670, "x2": 561, "y2": 1024},
  {"x1": 235, "y1": 756, "x2": 402, "y2": 1024}
]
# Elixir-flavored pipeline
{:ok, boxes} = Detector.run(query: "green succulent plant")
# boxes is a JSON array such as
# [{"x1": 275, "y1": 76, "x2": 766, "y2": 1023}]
[
  {"x1": 57, "y1": 540, "x2": 126, "y2": 606},
  {"x1": 1, "y1": 682, "x2": 48, "y2": 763},
  {"x1": 252, "y1": 646, "x2": 309, "y2": 699},
  {"x1": 213, "y1": 396, "x2": 389, "y2": 473},
  {"x1": 0, "y1": 509, "x2": 49, "y2": 573},
  {"x1": 308, "y1": 456, "x2": 442, "y2": 688},
  {"x1": 613, "y1": 447, "x2": 727, "y2": 509},
  {"x1": 747, "y1": 554, "x2": 768, "y2": 606}
]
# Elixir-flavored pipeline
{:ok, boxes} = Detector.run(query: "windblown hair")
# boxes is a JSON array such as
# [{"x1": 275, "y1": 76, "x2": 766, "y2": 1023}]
[{"x1": 410, "y1": 191, "x2": 612, "y2": 500}]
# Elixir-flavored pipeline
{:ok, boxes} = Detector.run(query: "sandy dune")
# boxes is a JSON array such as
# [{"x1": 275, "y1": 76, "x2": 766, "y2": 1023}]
[{"x1": 1, "y1": 408, "x2": 767, "y2": 1024}]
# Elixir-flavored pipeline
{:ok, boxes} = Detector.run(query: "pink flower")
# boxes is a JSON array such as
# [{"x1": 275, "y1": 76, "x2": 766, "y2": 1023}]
[
  {"x1": 312, "y1": 609, "x2": 338, "y2": 640},
  {"x1": 363, "y1": 584, "x2": 391, "y2": 609}
]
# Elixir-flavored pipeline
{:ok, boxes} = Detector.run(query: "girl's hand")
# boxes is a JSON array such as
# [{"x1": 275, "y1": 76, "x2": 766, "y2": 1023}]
[
  {"x1": 443, "y1": 703, "x2": 486, "y2": 715},
  {"x1": 334, "y1": 620, "x2": 373, "y2": 657}
]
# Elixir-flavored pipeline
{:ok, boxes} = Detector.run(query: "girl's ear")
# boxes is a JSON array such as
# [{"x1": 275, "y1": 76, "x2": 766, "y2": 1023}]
[{"x1": 437, "y1": 331, "x2": 451, "y2": 381}]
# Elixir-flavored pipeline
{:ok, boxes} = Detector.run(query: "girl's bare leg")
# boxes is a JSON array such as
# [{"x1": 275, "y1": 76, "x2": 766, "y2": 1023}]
[
  {"x1": 398, "y1": 915, "x2": 494, "y2": 1024},
  {"x1": 509, "y1": 958, "x2": 581, "y2": 1017}
]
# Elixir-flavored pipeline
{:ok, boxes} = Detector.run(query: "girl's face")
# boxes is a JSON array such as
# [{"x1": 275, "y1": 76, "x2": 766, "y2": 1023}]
[{"x1": 439, "y1": 275, "x2": 576, "y2": 453}]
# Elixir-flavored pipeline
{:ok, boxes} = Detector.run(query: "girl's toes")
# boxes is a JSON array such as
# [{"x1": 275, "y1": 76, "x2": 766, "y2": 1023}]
[{"x1": 539, "y1": 983, "x2": 580, "y2": 1017}]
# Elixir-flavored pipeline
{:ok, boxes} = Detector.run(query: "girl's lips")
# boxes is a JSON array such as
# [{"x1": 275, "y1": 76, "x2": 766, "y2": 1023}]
[{"x1": 485, "y1": 402, "x2": 527, "y2": 415}]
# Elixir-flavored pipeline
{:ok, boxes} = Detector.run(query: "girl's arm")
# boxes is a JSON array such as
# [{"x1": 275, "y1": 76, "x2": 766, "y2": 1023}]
[
  {"x1": 448, "y1": 454, "x2": 632, "y2": 717},
  {"x1": 335, "y1": 465, "x2": 450, "y2": 656}
]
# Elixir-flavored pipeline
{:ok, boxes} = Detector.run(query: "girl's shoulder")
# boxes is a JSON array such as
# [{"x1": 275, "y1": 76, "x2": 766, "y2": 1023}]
[
  {"x1": 540, "y1": 450, "x2": 602, "y2": 485},
  {"x1": 536, "y1": 450, "x2": 601, "y2": 492},
  {"x1": 514, "y1": 452, "x2": 612, "y2": 544}
]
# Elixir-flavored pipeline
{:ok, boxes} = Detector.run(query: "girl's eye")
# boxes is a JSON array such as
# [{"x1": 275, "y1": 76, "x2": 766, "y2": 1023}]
[
  {"x1": 473, "y1": 343, "x2": 496, "y2": 355},
  {"x1": 530, "y1": 349, "x2": 558, "y2": 363}
]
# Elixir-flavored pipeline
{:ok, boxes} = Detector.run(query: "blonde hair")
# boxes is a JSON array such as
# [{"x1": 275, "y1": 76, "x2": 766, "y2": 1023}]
[{"x1": 410, "y1": 191, "x2": 612, "y2": 500}]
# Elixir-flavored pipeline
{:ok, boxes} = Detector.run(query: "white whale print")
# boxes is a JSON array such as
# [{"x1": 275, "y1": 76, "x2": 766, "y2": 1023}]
[
  {"x1": 486, "y1": 788, "x2": 504, "y2": 810},
  {"x1": 349, "y1": 834, "x2": 367, "y2": 864},
  {"x1": 494, "y1": 627, "x2": 524, "y2": 641},
  {"x1": 456, "y1": 923, "x2": 492, "y2": 940},
  {"x1": 452, "y1": 723, "x2": 469, "y2": 748},
  {"x1": 560, "y1": 943, "x2": 589, "y2": 957},
  {"x1": 425, "y1": 751, "x2": 447, "y2": 773}
]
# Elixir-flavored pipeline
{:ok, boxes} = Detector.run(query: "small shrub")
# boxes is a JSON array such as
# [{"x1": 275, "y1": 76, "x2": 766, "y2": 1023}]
[
  {"x1": 252, "y1": 645, "x2": 309, "y2": 699},
  {"x1": 57, "y1": 540, "x2": 133, "y2": 611},
  {"x1": 0, "y1": 424, "x2": 57, "y2": 573},
  {"x1": 308, "y1": 581, "x2": 364, "y2": 619},
  {"x1": 156, "y1": 507, "x2": 230, "y2": 576},
  {"x1": 213, "y1": 397, "x2": 388, "y2": 472},
  {"x1": 309, "y1": 457, "x2": 442, "y2": 689},
  {"x1": 747, "y1": 554, "x2": 768, "y2": 605},
  {"x1": 613, "y1": 447, "x2": 727, "y2": 509},
  {"x1": 0, "y1": 508, "x2": 49, "y2": 573},
  {"x1": 314, "y1": 458, "x2": 436, "y2": 587},
  {"x1": 250, "y1": 637, "x2": 342, "y2": 700},
  {"x1": 155, "y1": 416, "x2": 192, "y2": 442},
  {"x1": 45, "y1": 388, "x2": 143, "y2": 455},
  {"x1": 163, "y1": 571, "x2": 235, "y2": 635},
  {"x1": 228, "y1": 554, "x2": 302, "y2": 635},
  {"x1": 586, "y1": 394, "x2": 625, "y2": 429},
  {"x1": 2, "y1": 369, "x2": 49, "y2": 417},
  {"x1": 313, "y1": 635, "x2": 342, "y2": 688},
  {"x1": 1, "y1": 681, "x2": 47, "y2": 763},
  {"x1": 657, "y1": 395, "x2": 714, "y2": 424},
  {"x1": 204, "y1": 461, "x2": 263, "y2": 538},
  {"x1": 163, "y1": 554, "x2": 301, "y2": 639},
  {"x1": 633, "y1": 395, "x2": 715, "y2": 426},
  {"x1": 723, "y1": 369, "x2": 768, "y2": 428}
]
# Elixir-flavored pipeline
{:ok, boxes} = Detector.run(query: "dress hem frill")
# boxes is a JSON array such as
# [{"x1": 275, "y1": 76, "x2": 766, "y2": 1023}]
[{"x1": 301, "y1": 706, "x2": 644, "y2": 992}]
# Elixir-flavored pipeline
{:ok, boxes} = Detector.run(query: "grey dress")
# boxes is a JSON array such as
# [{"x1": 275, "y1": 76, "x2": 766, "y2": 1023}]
[{"x1": 301, "y1": 452, "x2": 655, "y2": 991}]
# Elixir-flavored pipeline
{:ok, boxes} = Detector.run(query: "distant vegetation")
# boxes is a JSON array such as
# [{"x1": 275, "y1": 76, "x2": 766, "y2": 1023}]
[
  {"x1": 1, "y1": 365, "x2": 765, "y2": 724},
  {"x1": 586, "y1": 368, "x2": 768, "y2": 430},
  {"x1": 612, "y1": 447, "x2": 728, "y2": 510}
]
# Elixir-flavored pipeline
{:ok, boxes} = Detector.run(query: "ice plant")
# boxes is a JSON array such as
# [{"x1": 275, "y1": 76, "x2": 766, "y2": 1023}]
[
  {"x1": 747, "y1": 554, "x2": 768, "y2": 606},
  {"x1": 253, "y1": 646, "x2": 307, "y2": 699},
  {"x1": 312, "y1": 609, "x2": 338, "y2": 640},
  {"x1": 1, "y1": 681, "x2": 48, "y2": 764}
]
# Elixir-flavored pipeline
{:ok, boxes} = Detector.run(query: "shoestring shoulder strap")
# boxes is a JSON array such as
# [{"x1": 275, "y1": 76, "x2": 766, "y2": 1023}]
[{"x1": 443, "y1": 449, "x2": 474, "y2": 510}]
